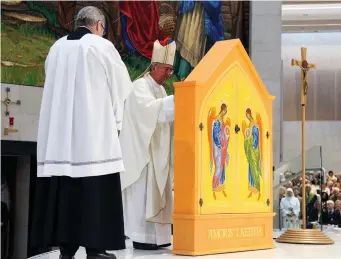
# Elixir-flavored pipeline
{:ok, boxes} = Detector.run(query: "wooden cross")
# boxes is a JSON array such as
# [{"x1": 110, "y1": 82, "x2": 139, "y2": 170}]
[
  {"x1": 291, "y1": 47, "x2": 316, "y2": 105},
  {"x1": 2, "y1": 87, "x2": 21, "y2": 116}
]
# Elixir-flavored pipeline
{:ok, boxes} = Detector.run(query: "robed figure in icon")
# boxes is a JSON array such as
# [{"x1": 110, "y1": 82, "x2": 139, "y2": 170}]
[
  {"x1": 207, "y1": 103, "x2": 231, "y2": 200},
  {"x1": 242, "y1": 108, "x2": 263, "y2": 201}
]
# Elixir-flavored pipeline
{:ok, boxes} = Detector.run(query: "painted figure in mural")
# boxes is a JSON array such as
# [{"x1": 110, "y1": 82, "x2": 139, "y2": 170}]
[
  {"x1": 175, "y1": 1, "x2": 224, "y2": 80},
  {"x1": 1, "y1": 1, "x2": 250, "y2": 89},
  {"x1": 242, "y1": 108, "x2": 263, "y2": 201},
  {"x1": 207, "y1": 104, "x2": 231, "y2": 200}
]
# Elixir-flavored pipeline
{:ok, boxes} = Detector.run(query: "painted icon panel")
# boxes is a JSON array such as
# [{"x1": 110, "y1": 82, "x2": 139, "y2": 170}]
[
  {"x1": 236, "y1": 65, "x2": 271, "y2": 213},
  {"x1": 199, "y1": 64, "x2": 238, "y2": 215},
  {"x1": 199, "y1": 62, "x2": 272, "y2": 215}
]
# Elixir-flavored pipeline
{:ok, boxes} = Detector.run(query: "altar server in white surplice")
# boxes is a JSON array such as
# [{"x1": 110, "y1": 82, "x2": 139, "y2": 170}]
[
  {"x1": 120, "y1": 40, "x2": 176, "y2": 250},
  {"x1": 280, "y1": 188, "x2": 301, "y2": 229},
  {"x1": 30, "y1": 6, "x2": 133, "y2": 259}
]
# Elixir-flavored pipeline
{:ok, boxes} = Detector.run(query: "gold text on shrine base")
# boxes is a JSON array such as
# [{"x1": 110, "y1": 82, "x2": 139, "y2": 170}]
[{"x1": 208, "y1": 226, "x2": 264, "y2": 239}]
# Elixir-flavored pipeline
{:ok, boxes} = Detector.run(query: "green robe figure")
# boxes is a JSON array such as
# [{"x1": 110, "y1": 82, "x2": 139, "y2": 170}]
[{"x1": 242, "y1": 108, "x2": 262, "y2": 201}]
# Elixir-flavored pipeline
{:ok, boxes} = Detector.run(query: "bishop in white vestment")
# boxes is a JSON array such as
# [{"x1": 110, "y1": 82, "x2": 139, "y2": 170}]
[
  {"x1": 30, "y1": 7, "x2": 133, "y2": 259},
  {"x1": 120, "y1": 40, "x2": 176, "y2": 250},
  {"x1": 280, "y1": 188, "x2": 301, "y2": 229}
]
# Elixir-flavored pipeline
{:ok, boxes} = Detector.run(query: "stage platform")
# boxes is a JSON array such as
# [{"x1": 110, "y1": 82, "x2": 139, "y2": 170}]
[{"x1": 29, "y1": 230, "x2": 341, "y2": 259}]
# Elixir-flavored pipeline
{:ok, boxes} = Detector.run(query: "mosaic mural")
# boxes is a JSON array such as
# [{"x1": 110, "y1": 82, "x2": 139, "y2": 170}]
[{"x1": 1, "y1": 0, "x2": 249, "y2": 94}]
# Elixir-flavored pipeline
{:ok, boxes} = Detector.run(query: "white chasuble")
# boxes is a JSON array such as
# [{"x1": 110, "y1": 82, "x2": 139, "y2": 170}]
[{"x1": 120, "y1": 74, "x2": 174, "y2": 245}]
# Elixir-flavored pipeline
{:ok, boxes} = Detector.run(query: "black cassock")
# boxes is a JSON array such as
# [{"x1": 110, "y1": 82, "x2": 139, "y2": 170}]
[
  {"x1": 30, "y1": 27, "x2": 125, "y2": 253},
  {"x1": 30, "y1": 174, "x2": 125, "y2": 251}
]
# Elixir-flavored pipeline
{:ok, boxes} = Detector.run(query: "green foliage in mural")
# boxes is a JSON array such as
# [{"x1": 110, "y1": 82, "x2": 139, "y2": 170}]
[
  {"x1": 1, "y1": 1, "x2": 248, "y2": 95},
  {"x1": 26, "y1": 1, "x2": 60, "y2": 29},
  {"x1": 1, "y1": 22, "x2": 177, "y2": 94},
  {"x1": 1, "y1": 23, "x2": 55, "y2": 86}
]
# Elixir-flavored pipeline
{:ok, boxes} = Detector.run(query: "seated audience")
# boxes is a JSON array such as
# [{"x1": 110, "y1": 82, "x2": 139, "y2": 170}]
[
  {"x1": 306, "y1": 184, "x2": 317, "y2": 209},
  {"x1": 286, "y1": 181, "x2": 293, "y2": 188},
  {"x1": 321, "y1": 183, "x2": 330, "y2": 196},
  {"x1": 311, "y1": 177, "x2": 320, "y2": 193},
  {"x1": 321, "y1": 200, "x2": 341, "y2": 225},
  {"x1": 279, "y1": 169, "x2": 341, "y2": 228},
  {"x1": 293, "y1": 186, "x2": 302, "y2": 200},
  {"x1": 279, "y1": 186, "x2": 286, "y2": 202},
  {"x1": 307, "y1": 200, "x2": 319, "y2": 223},
  {"x1": 327, "y1": 170, "x2": 337, "y2": 182},
  {"x1": 293, "y1": 186, "x2": 303, "y2": 218},
  {"x1": 330, "y1": 187, "x2": 341, "y2": 203},
  {"x1": 321, "y1": 192, "x2": 329, "y2": 209},
  {"x1": 327, "y1": 181, "x2": 334, "y2": 195},
  {"x1": 335, "y1": 200, "x2": 341, "y2": 212}
]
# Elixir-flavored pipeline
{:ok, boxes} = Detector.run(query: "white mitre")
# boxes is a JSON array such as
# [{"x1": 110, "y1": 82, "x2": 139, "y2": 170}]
[{"x1": 151, "y1": 40, "x2": 176, "y2": 66}]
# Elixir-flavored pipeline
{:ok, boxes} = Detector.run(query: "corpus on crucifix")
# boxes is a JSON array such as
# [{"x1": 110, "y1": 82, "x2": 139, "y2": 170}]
[{"x1": 291, "y1": 48, "x2": 316, "y2": 106}]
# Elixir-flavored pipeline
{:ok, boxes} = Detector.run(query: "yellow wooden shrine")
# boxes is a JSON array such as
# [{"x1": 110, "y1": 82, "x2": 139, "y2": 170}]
[{"x1": 172, "y1": 39, "x2": 275, "y2": 256}]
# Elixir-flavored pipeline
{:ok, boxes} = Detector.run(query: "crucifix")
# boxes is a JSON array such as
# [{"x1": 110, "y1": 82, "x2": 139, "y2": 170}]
[
  {"x1": 2, "y1": 87, "x2": 21, "y2": 116},
  {"x1": 291, "y1": 47, "x2": 316, "y2": 230},
  {"x1": 277, "y1": 47, "x2": 332, "y2": 246}
]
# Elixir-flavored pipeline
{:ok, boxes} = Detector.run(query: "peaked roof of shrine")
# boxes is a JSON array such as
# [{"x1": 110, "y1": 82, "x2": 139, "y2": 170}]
[{"x1": 182, "y1": 39, "x2": 275, "y2": 101}]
